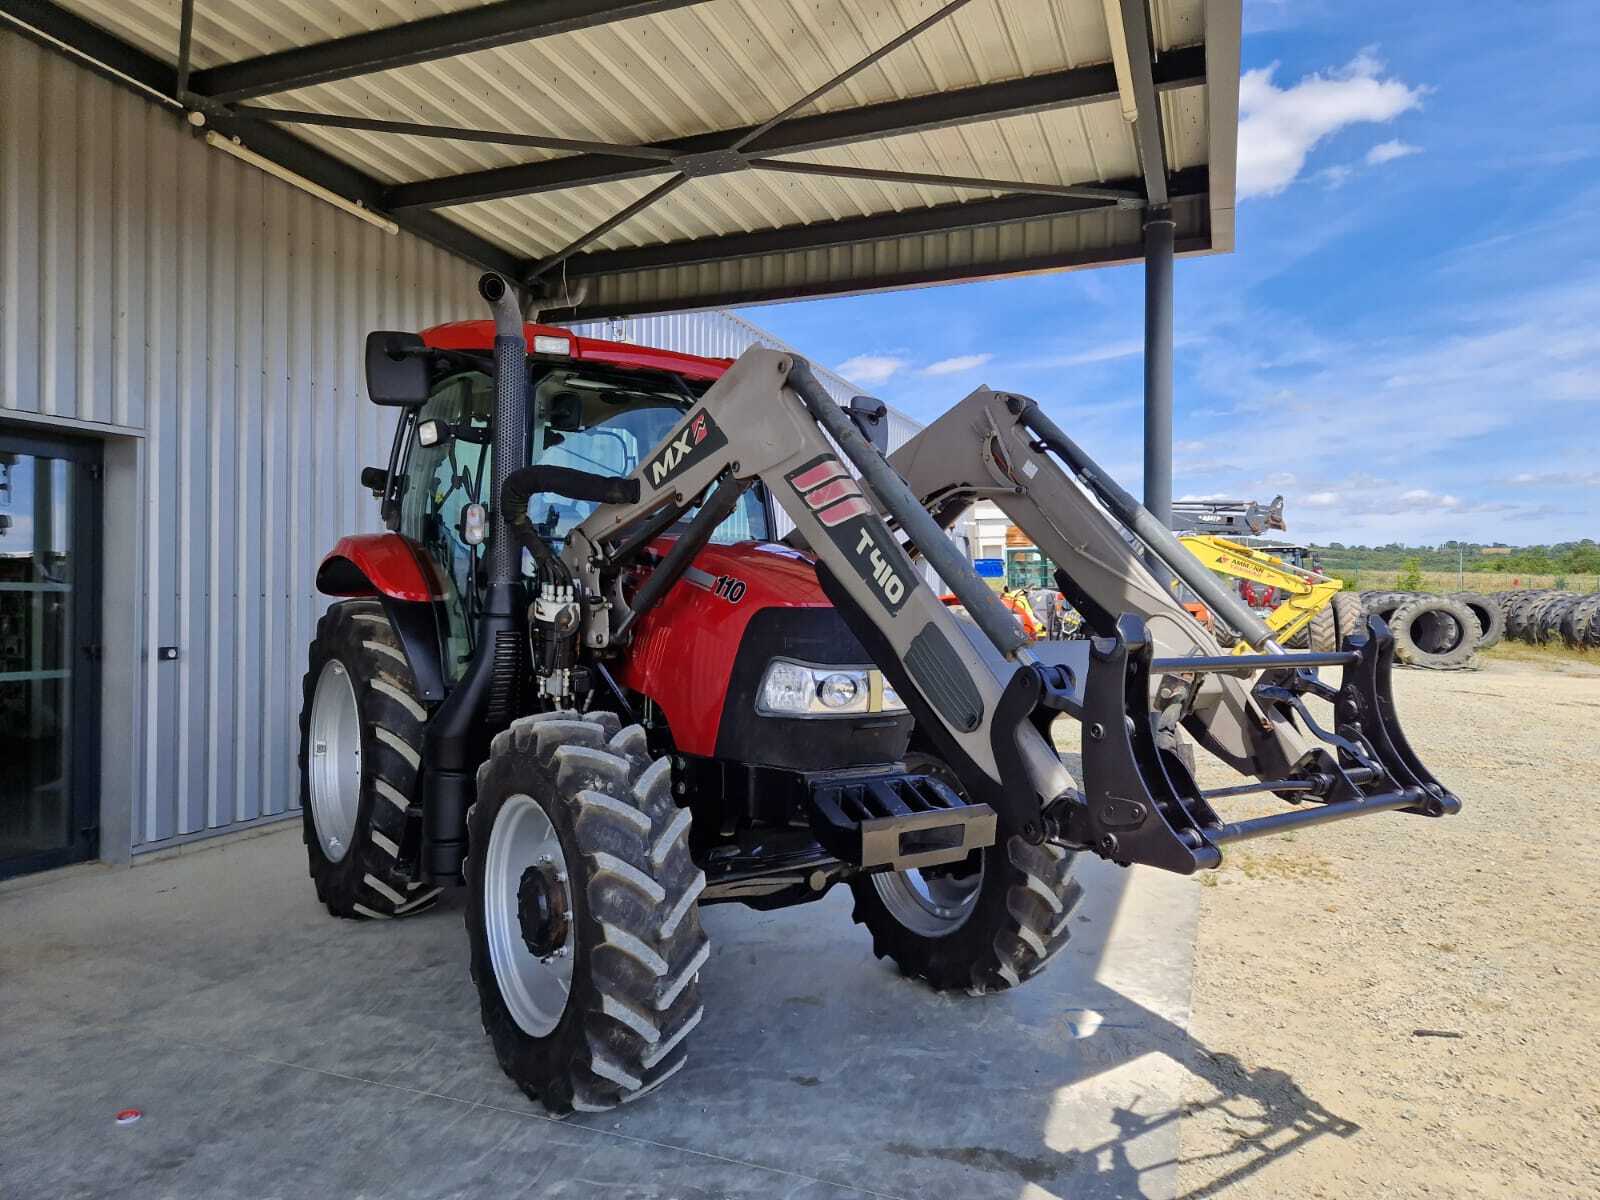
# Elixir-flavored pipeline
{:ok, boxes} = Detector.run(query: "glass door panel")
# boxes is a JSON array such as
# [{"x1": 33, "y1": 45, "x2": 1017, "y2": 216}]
[{"x1": 0, "y1": 432, "x2": 99, "y2": 878}]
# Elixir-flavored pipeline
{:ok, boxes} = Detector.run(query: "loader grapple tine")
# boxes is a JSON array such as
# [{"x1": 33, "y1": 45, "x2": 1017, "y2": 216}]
[
  {"x1": 1050, "y1": 612, "x2": 1461, "y2": 872},
  {"x1": 1056, "y1": 614, "x2": 1222, "y2": 875},
  {"x1": 1333, "y1": 617, "x2": 1462, "y2": 818}
]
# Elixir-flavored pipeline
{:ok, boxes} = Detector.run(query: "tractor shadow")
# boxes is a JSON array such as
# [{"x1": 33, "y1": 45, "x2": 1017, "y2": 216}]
[
  {"x1": 1080, "y1": 1050, "x2": 1360, "y2": 1199},
  {"x1": 557, "y1": 854, "x2": 1361, "y2": 1200}
]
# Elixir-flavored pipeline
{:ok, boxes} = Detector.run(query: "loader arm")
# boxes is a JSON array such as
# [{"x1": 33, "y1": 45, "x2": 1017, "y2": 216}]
[
  {"x1": 558, "y1": 349, "x2": 1072, "y2": 842},
  {"x1": 543, "y1": 352, "x2": 1458, "y2": 875},
  {"x1": 887, "y1": 387, "x2": 1313, "y2": 779}
]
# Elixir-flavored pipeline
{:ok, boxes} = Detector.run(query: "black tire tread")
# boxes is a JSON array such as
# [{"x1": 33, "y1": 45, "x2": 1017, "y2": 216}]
[
  {"x1": 1449, "y1": 591, "x2": 1505, "y2": 650},
  {"x1": 466, "y1": 710, "x2": 707, "y2": 1115},
  {"x1": 298, "y1": 600, "x2": 439, "y2": 920},
  {"x1": 1390, "y1": 595, "x2": 1476, "y2": 668},
  {"x1": 849, "y1": 754, "x2": 1083, "y2": 996},
  {"x1": 1331, "y1": 592, "x2": 1367, "y2": 645}
]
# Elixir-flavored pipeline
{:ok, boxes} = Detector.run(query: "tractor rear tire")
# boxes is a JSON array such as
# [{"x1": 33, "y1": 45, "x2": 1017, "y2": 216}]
[
  {"x1": 1508, "y1": 591, "x2": 1550, "y2": 641},
  {"x1": 1558, "y1": 596, "x2": 1598, "y2": 648},
  {"x1": 1535, "y1": 594, "x2": 1580, "y2": 645},
  {"x1": 465, "y1": 711, "x2": 708, "y2": 1114},
  {"x1": 849, "y1": 753, "x2": 1083, "y2": 996},
  {"x1": 298, "y1": 600, "x2": 440, "y2": 920},
  {"x1": 1331, "y1": 592, "x2": 1367, "y2": 645},
  {"x1": 1390, "y1": 596, "x2": 1476, "y2": 668},
  {"x1": 1450, "y1": 592, "x2": 1505, "y2": 650}
]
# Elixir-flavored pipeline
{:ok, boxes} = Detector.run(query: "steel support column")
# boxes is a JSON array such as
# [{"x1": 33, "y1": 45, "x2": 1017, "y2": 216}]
[{"x1": 1142, "y1": 207, "x2": 1176, "y2": 526}]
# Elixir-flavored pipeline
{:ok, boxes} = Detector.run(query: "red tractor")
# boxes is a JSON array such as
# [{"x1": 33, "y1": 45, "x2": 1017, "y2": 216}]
[{"x1": 300, "y1": 274, "x2": 1457, "y2": 1113}]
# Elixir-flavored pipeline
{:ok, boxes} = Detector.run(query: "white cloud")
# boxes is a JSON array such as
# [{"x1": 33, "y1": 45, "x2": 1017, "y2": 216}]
[
  {"x1": 1366, "y1": 138, "x2": 1421, "y2": 166},
  {"x1": 920, "y1": 353, "x2": 993, "y2": 376},
  {"x1": 1303, "y1": 491, "x2": 1340, "y2": 507},
  {"x1": 1020, "y1": 340, "x2": 1143, "y2": 369},
  {"x1": 1237, "y1": 51, "x2": 1424, "y2": 198},
  {"x1": 1506, "y1": 470, "x2": 1600, "y2": 487},
  {"x1": 835, "y1": 354, "x2": 908, "y2": 386}
]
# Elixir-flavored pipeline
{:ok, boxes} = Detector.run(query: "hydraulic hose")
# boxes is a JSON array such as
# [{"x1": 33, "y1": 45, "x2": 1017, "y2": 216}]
[{"x1": 498, "y1": 465, "x2": 641, "y2": 581}]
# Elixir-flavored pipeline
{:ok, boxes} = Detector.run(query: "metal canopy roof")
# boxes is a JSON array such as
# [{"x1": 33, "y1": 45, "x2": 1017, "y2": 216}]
[{"x1": 3, "y1": 0, "x2": 1240, "y2": 319}]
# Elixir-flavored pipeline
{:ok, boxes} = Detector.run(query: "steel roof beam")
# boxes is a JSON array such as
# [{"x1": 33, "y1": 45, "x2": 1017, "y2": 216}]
[
  {"x1": 540, "y1": 168, "x2": 1207, "y2": 280},
  {"x1": 1117, "y1": 0, "x2": 1170, "y2": 206},
  {"x1": 0, "y1": 0, "x2": 523, "y2": 277},
  {"x1": 188, "y1": 1, "x2": 715, "y2": 104},
  {"x1": 229, "y1": 106, "x2": 679, "y2": 161},
  {"x1": 541, "y1": 236, "x2": 1213, "y2": 321},
  {"x1": 385, "y1": 46, "x2": 1207, "y2": 211}
]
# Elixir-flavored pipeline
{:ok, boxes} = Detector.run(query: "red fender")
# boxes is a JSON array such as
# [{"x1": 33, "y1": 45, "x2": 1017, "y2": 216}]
[{"x1": 317, "y1": 533, "x2": 444, "y2": 602}]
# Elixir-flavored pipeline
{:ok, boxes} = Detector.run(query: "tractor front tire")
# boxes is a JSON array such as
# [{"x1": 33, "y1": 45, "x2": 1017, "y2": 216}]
[
  {"x1": 298, "y1": 600, "x2": 439, "y2": 920},
  {"x1": 465, "y1": 711, "x2": 709, "y2": 1114},
  {"x1": 849, "y1": 754, "x2": 1083, "y2": 995}
]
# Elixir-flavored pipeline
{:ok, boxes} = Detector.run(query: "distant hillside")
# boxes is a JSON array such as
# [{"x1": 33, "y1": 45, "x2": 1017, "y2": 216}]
[{"x1": 1310, "y1": 541, "x2": 1600, "y2": 578}]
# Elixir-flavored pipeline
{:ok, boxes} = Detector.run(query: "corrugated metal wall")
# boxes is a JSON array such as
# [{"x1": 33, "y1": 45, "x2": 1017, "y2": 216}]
[
  {"x1": 0, "y1": 29, "x2": 969, "y2": 856},
  {"x1": 0, "y1": 31, "x2": 478, "y2": 850}
]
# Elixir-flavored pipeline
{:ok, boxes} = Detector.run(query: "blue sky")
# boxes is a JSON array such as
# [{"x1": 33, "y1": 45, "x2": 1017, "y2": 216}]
[{"x1": 738, "y1": 0, "x2": 1599, "y2": 545}]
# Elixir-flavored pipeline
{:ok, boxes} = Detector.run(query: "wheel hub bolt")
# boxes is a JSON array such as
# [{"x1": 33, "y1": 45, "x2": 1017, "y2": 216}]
[{"x1": 517, "y1": 861, "x2": 571, "y2": 959}]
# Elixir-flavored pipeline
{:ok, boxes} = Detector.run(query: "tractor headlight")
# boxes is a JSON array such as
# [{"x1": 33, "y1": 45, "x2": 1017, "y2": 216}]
[
  {"x1": 817, "y1": 672, "x2": 860, "y2": 709},
  {"x1": 756, "y1": 660, "x2": 903, "y2": 717}
]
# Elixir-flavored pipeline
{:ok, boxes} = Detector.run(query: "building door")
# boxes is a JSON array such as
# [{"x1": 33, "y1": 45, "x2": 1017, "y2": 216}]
[{"x1": 0, "y1": 429, "x2": 101, "y2": 879}]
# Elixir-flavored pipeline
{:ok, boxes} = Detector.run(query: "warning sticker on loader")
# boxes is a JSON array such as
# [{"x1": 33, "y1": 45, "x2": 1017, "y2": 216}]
[
  {"x1": 644, "y1": 408, "x2": 728, "y2": 492},
  {"x1": 786, "y1": 454, "x2": 917, "y2": 617}
]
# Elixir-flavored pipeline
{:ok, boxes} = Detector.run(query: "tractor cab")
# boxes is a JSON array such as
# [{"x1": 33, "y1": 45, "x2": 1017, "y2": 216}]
[{"x1": 375, "y1": 323, "x2": 770, "y2": 683}]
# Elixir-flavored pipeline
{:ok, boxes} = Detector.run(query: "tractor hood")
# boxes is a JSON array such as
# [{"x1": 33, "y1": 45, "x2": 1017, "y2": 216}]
[{"x1": 616, "y1": 540, "x2": 911, "y2": 765}]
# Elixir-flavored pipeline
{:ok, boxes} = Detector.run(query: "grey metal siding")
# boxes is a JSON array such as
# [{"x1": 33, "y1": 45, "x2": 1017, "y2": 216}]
[{"x1": 0, "y1": 31, "x2": 477, "y2": 850}]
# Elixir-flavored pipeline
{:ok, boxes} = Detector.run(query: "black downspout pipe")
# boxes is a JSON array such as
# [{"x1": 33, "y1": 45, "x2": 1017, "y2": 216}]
[{"x1": 417, "y1": 272, "x2": 529, "y2": 882}]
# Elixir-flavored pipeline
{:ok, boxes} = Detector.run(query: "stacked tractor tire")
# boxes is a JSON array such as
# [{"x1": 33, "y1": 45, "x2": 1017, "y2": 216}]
[
  {"x1": 1353, "y1": 590, "x2": 1500, "y2": 669},
  {"x1": 1352, "y1": 588, "x2": 1600, "y2": 665},
  {"x1": 1497, "y1": 589, "x2": 1600, "y2": 650}
]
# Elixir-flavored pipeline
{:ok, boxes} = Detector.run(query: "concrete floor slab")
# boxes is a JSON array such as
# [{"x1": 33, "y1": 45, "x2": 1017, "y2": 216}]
[{"x1": 1, "y1": 825, "x2": 1199, "y2": 1199}]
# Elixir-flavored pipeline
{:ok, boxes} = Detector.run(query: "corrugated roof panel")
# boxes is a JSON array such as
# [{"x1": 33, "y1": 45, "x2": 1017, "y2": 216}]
[
  {"x1": 1160, "y1": 84, "x2": 1208, "y2": 173},
  {"x1": 34, "y1": 0, "x2": 1237, "y2": 315},
  {"x1": 233, "y1": 0, "x2": 1138, "y2": 191},
  {"x1": 1150, "y1": 0, "x2": 1204, "y2": 54},
  {"x1": 60, "y1": 0, "x2": 492, "y2": 70},
  {"x1": 418, "y1": 97, "x2": 1144, "y2": 261}
]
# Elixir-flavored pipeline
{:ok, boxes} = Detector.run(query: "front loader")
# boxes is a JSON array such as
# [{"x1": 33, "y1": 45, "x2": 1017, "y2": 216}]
[{"x1": 299, "y1": 273, "x2": 1459, "y2": 1113}]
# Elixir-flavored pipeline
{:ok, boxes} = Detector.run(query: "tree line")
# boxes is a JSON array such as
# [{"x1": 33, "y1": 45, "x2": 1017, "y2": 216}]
[{"x1": 1311, "y1": 540, "x2": 1600, "y2": 577}]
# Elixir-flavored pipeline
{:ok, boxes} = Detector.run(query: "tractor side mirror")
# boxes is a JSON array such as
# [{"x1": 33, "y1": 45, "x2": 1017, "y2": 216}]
[
  {"x1": 848, "y1": 395, "x2": 889, "y2": 454},
  {"x1": 365, "y1": 331, "x2": 429, "y2": 406}
]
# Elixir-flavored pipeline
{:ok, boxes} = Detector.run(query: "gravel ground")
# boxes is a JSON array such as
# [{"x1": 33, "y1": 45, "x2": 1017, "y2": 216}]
[{"x1": 1175, "y1": 655, "x2": 1600, "y2": 1198}]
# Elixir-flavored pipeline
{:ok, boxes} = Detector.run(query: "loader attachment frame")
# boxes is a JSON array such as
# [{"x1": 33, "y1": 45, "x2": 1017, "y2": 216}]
[{"x1": 530, "y1": 349, "x2": 1458, "y2": 874}]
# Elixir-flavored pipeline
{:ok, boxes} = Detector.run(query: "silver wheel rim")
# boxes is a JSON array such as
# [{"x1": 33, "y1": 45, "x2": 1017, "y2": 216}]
[
  {"x1": 871, "y1": 857, "x2": 984, "y2": 937},
  {"x1": 308, "y1": 659, "x2": 363, "y2": 863},
  {"x1": 484, "y1": 794, "x2": 574, "y2": 1037}
]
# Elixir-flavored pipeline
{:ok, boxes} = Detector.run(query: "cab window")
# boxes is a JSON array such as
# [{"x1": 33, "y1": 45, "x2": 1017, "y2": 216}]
[
  {"x1": 397, "y1": 363, "x2": 769, "y2": 680},
  {"x1": 399, "y1": 372, "x2": 492, "y2": 680},
  {"x1": 530, "y1": 367, "x2": 767, "y2": 549}
]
